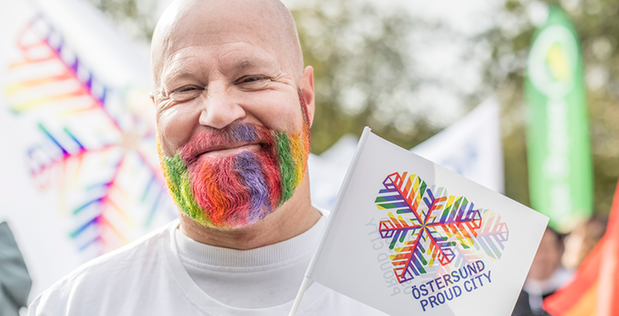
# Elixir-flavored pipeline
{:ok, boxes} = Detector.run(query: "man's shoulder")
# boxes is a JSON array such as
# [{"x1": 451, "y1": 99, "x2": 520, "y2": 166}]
[{"x1": 29, "y1": 220, "x2": 177, "y2": 313}]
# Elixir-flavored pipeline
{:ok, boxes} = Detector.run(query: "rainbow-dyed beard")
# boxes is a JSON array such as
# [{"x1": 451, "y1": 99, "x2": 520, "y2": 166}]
[{"x1": 160, "y1": 94, "x2": 311, "y2": 229}]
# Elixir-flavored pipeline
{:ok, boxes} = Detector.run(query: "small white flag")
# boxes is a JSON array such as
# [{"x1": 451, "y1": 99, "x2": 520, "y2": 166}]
[{"x1": 291, "y1": 127, "x2": 548, "y2": 316}]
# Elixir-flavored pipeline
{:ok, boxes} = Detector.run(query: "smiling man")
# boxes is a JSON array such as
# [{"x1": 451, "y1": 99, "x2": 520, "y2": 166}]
[
  {"x1": 28, "y1": 0, "x2": 386, "y2": 315},
  {"x1": 152, "y1": 0, "x2": 319, "y2": 251}
]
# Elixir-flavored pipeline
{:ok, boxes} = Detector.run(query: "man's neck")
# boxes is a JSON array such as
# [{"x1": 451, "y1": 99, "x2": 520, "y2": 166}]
[{"x1": 178, "y1": 176, "x2": 321, "y2": 250}]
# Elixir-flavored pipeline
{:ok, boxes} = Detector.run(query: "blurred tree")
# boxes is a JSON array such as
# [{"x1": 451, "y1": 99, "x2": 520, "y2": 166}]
[
  {"x1": 480, "y1": 0, "x2": 619, "y2": 216},
  {"x1": 291, "y1": 0, "x2": 440, "y2": 153},
  {"x1": 94, "y1": 0, "x2": 576, "y2": 208},
  {"x1": 85, "y1": 0, "x2": 158, "y2": 44},
  {"x1": 88, "y1": 0, "x2": 619, "y2": 218},
  {"x1": 89, "y1": 0, "x2": 459, "y2": 154}
]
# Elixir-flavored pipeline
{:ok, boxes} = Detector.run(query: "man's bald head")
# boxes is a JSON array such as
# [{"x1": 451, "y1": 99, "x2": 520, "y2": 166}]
[
  {"x1": 150, "y1": 0, "x2": 303, "y2": 91},
  {"x1": 149, "y1": 0, "x2": 318, "y2": 244}
]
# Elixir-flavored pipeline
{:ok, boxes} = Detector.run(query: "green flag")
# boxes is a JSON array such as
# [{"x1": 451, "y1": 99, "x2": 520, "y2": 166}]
[{"x1": 524, "y1": 6, "x2": 593, "y2": 232}]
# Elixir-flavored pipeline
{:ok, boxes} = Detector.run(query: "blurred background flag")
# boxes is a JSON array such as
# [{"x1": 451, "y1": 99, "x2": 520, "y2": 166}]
[
  {"x1": 411, "y1": 98, "x2": 504, "y2": 194},
  {"x1": 0, "y1": 0, "x2": 176, "y2": 299},
  {"x1": 309, "y1": 98, "x2": 505, "y2": 211},
  {"x1": 543, "y1": 179, "x2": 619, "y2": 316},
  {"x1": 309, "y1": 135, "x2": 358, "y2": 211},
  {"x1": 524, "y1": 6, "x2": 593, "y2": 232}
]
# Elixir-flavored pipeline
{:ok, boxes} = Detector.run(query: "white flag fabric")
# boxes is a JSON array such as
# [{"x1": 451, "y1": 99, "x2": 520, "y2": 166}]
[
  {"x1": 0, "y1": 0, "x2": 176, "y2": 299},
  {"x1": 412, "y1": 98, "x2": 504, "y2": 194},
  {"x1": 297, "y1": 127, "x2": 547, "y2": 315},
  {"x1": 309, "y1": 134, "x2": 358, "y2": 210}
]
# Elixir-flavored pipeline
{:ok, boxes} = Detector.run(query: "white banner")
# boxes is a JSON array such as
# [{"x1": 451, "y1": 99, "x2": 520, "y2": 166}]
[
  {"x1": 412, "y1": 98, "x2": 504, "y2": 194},
  {"x1": 310, "y1": 98, "x2": 504, "y2": 212},
  {"x1": 309, "y1": 135, "x2": 358, "y2": 211}
]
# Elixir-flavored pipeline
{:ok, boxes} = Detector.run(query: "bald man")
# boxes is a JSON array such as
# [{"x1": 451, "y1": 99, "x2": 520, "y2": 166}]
[{"x1": 28, "y1": 0, "x2": 386, "y2": 315}]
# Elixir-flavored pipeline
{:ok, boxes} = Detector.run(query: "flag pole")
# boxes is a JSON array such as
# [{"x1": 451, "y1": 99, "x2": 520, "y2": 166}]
[
  {"x1": 289, "y1": 276, "x2": 311, "y2": 316},
  {"x1": 289, "y1": 127, "x2": 372, "y2": 316}
]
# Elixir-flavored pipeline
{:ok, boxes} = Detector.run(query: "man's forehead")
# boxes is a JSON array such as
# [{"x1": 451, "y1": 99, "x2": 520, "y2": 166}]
[
  {"x1": 161, "y1": 13, "x2": 269, "y2": 55},
  {"x1": 160, "y1": 45, "x2": 280, "y2": 80},
  {"x1": 151, "y1": 0, "x2": 298, "y2": 86}
]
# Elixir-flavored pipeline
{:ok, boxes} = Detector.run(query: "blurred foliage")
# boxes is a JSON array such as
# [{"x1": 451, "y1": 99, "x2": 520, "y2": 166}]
[
  {"x1": 85, "y1": 0, "x2": 158, "y2": 44},
  {"x1": 89, "y1": 0, "x2": 446, "y2": 154},
  {"x1": 480, "y1": 0, "x2": 619, "y2": 216},
  {"x1": 291, "y1": 0, "x2": 440, "y2": 154},
  {"x1": 89, "y1": 0, "x2": 619, "y2": 217}
]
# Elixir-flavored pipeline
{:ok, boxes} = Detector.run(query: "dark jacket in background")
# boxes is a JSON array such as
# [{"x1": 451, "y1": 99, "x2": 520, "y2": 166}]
[{"x1": 0, "y1": 221, "x2": 32, "y2": 316}]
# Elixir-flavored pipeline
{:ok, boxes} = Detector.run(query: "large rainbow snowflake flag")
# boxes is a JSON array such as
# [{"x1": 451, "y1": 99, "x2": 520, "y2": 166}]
[
  {"x1": 291, "y1": 128, "x2": 548, "y2": 316},
  {"x1": 0, "y1": 0, "x2": 177, "y2": 298}
]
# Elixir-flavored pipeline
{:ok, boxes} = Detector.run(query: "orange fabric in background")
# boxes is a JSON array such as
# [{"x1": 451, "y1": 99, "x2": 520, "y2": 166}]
[{"x1": 544, "y1": 182, "x2": 619, "y2": 316}]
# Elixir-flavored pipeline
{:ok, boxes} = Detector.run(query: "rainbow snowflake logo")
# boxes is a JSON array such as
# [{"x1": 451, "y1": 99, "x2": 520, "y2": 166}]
[
  {"x1": 374, "y1": 172, "x2": 509, "y2": 283},
  {"x1": 3, "y1": 14, "x2": 176, "y2": 255}
]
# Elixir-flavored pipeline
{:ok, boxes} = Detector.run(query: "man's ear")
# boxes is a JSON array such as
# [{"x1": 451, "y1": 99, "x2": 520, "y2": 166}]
[{"x1": 300, "y1": 66, "x2": 315, "y2": 127}]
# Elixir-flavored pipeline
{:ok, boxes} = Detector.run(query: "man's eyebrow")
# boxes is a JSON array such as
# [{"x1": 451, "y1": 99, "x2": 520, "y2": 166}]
[
  {"x1": 163, "y1": 65, "x2": 196, "y2": 80},
  {"x1": 230, "y1": 56, "x2": 278, "y2": 72}
]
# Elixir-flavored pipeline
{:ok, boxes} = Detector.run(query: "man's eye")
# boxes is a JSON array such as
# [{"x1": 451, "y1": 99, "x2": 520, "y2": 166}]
[
  {"x1": 170, "y1": 86, "x2": 203, "y2": 101},
  {"x1": 238, "y1": 76, "x2": 266, "y2": 84},
  {"x1": 178, "y1": 86, "x2": 199, "y2": 92}
]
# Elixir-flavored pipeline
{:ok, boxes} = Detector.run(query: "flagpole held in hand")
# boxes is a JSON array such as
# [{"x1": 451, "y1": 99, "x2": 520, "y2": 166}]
[
  {"x1": 289, "y1": 276, "x2": 311, "y2": 316},
  {"x1": 289, "y1": 127, "x2": 373, "y2": 316}
]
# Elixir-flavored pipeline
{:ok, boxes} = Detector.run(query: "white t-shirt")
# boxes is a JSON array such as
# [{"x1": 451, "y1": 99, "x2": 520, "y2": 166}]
[{"x1": 28, "y1": 217, "x2": 387, "y2": 315}]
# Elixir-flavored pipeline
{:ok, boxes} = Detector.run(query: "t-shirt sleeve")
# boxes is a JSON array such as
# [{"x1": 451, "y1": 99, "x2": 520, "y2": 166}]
[{"x1": 28, "y1": 290, "x2": 68, "y2": 316}]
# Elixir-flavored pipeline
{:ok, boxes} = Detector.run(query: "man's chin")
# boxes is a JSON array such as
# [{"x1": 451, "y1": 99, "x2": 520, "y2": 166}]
[{"x1": 183, "y1": 205, "x2": 275, "y2": 230}]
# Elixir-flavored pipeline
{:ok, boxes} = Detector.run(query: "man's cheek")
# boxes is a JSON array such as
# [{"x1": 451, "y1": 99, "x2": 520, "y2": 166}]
[{"x1": 158, "y1": 108, "x2": 196, "y2": 157}]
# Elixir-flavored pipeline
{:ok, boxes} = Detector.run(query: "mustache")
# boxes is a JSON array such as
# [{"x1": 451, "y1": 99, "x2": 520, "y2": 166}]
[{"x1": 178, "y1": 123, "x2": 275, "y2": 165}]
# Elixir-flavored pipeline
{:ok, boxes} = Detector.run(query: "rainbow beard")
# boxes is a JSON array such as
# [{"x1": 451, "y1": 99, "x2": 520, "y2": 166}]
[{"x1": 160, "y1": 94, "x2": 311, "y2": 228}]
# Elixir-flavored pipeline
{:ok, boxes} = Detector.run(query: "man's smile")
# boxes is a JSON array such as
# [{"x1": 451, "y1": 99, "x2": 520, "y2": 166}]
[{"x1": 196, "y1": 142, "x2": 262, "y2": 159}]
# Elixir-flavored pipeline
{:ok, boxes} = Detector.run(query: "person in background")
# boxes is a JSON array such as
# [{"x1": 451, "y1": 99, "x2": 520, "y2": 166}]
[
  {"x1": 512, "y1": 227, "x2": 573, "y2": 316},
  {"x1": 562, "y1": 217, "x2": 607, "y2": 269},
  {"x1": 0, "y1": 221, "x2": 32, "y2": 316}
]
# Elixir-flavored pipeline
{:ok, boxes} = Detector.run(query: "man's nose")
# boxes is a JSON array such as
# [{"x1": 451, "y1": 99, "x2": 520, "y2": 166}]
[{"x1": 198, "y1": 84, "x2": 246, "y2": 129}]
